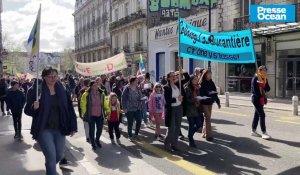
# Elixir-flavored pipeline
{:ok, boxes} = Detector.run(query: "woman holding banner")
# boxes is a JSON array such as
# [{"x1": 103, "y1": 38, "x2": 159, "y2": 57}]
[
  {"x1": 251, "y1": 66, "x2": 271, "y2": 140},
  {"x1": 163, "y1": 71, "x2": 184, "y2": 151},
  {"x1": 200, "y1": 69, "x2": 221, "y2": 142}
]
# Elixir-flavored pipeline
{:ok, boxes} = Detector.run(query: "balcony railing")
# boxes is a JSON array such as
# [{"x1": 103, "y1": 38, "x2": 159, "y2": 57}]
[
  {"x1": 134, "y1": 42, "x2": 143, "y2": 52},
  {"x1": 75, "y1": 38, "x2": 110, "y2": 53},
  {"x1": 123, "y1": 45, "x2": 130, "y2": 53},
  {"x1": 233, "y1": 15, "x2": 259, "y2": 31},
  {"x1": 114, "y1": 48, "x2": 120, "y2": 55},
  {"x1": 109, "y1": 10, "x2": 146, "y2": 30}
]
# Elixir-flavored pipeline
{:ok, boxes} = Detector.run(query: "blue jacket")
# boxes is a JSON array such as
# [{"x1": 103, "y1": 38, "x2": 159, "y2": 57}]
[
  {"x1": 6, "y1": 89, "x2": 25, "y2": 113},
  {"x1": 25, "y1": 81, "x2": 77, "y2": 140}
]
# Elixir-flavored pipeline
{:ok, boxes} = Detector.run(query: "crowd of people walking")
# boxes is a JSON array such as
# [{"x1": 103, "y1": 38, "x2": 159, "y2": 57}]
[{"x1": 0, "y1": 65, "x2": 271, "y2": 175}]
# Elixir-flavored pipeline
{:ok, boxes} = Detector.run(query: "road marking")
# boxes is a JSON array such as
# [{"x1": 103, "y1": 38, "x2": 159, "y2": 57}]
[
  {"x1": 215, "y1": 111, "x2": 248, "y2": 117},
  {"x1": 275, "y1": 120, "x2": 300, "y2": 125},
  {"x1": 134, "y1": 140, "x2": 215, "y2": 175},
  {"x1": 279, "y1": 117, "x2": 300, "y2": 121}
]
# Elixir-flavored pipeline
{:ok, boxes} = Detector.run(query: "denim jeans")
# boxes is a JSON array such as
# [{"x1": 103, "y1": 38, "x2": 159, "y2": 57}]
[
  {"x1": 89, "y1": 116, "x2": 104, "y2": 147},
  {"x1": 126, "y1": 110, "x2": 142, "y2": 138},
  {"x1": 187, "y1": 116, "x2": 202, "y2": 140},
  {"x1": 37, "y1": 129, "x2": 66, "y2": 175}
]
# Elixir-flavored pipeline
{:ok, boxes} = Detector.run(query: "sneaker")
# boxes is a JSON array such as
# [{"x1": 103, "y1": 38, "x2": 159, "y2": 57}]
[
  {"x1": 96, "y1": 140, "x2": 102, "y2": 148},
  {"x1": 92, "y1": 145, "x2": 97, "y2": 151},
  {"x1": 116, "y1": 139, "x2": 121, "y2": 144},
  {"x1": 111, "y1": 139, "x2": 116, "y2": 145},
  {"x1": 251, "y1": 131, "x2": 262, "y2": 137},
  {"x1": 128, "y1": 137, "x2": 134, "y2": 142},
  {"x1": 206, "y1": 137, "x2": 214, "y2": 142},
  {"x1": 262, "y1": 133, "x2": 271, "y2": 140},
  {"x1": 18, "y1": 134, "x2": 23, "y2": 140},
  {"x1": 14, "y1": 133, "x2": 18, "y2": 139},
  {"x1": 2, "y1": 112, "x2": 6, "y2": 116},
  {"x1": 7, "y1": 111, "x2": 12, "y2": 115},
  {"x1": 171, "y1": 146, "x2": 180, "y2": 152},
  {"x1": 59, "y1": 158, "x2": 70, "y2": 166}
]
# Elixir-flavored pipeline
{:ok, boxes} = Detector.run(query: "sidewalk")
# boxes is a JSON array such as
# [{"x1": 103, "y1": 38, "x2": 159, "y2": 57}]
[
  {"x1": 219, "y1": 93, "x2": 297, "y2": 112},
  {"x1": 0, "y1": 114, "x2": 90, "y2": 175}
]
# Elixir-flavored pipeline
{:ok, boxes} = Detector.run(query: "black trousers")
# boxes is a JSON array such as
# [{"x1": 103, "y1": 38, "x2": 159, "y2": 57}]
[
  {"x1": 12, "y1": 112, "x2": 22, "y2": 133},
  {"x1": 0, "y1": 98, "x2": 8, "y2": 113},
  {"x1": 108, "y1": 121, "x2": 120, "y2": 139},
  {"x1": 252, "y1": 97, "x2": 266, "y2": 133}
]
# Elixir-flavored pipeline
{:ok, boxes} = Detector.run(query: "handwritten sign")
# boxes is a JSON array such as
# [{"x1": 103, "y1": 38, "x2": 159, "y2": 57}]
[
  {"x1": 75, "y1": 52, "x2": 127, "y2": 76},
  {"x1": 179, "y1": 18, "x2": 256, "y2": 63}
]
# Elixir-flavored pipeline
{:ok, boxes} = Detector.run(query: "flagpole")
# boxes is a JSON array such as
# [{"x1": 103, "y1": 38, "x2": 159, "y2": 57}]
[
  {"x1": 36, "y1": 4, "x2": 41, "y2": 101},
  {"x1": 178, "y1": 0, "x2": 182, "y2": 93}
]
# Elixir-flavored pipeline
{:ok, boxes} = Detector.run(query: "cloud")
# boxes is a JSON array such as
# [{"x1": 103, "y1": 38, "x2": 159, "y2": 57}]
[{"x1": 2, "y1": 0, "x2": 75, "y2": 52}]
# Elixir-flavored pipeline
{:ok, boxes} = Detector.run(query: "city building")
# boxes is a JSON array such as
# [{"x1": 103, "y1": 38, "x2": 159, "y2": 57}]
[
  {"x1": 147, "y1": 0, "x2": 218, "y2": 81},
  {"x1": 110, "y1": 0, "x2": 147, "y2": 75},
  {"x1": 0, "y1": 0, "x2": 3, "y2": 74},
  {"x1": 220, "y1": 0, "x2": 300, "y2": 98},
  {"x1": 74, "y1": 0, "x2": 111, "y2": 63}
]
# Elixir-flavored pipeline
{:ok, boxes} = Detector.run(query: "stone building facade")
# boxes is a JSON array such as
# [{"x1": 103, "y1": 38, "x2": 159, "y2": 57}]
[
  {"x1": 110, "y1": 0, "x2": 147, "y2": 75},
  {"x1": 218, "y1": 0, "x2": 300, "y2": 98},
  {"x1": 74, "y1": 0, "x2": 111, "y2": 63}
]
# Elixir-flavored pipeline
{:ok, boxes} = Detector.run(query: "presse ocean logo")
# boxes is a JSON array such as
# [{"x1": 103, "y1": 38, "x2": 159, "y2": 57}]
[{"x1": 250, "y1": 5, "x2": 295, "y2": 22}]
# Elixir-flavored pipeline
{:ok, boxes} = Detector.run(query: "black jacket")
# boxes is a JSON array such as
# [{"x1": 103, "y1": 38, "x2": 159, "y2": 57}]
[
  {"x1": 25, "y1": 81, "x2": 77, "y2": 140},
  {"x1": 199, "y1": 80, "x2": 220, "y2": 106},
  {"x1": 6, "y1": 89, "x2": 25, "y2": 113},
  {"x1": 163, "y1": 72, "x2": 190, "y2": 127},
  {"x1": 251, "y1": 76, "x2": 270, "y2": 105},
  {"x1": 0, "y1": 83, "x2": 8, "y2": 98},
  {"x1": 112, "y1": 85, "x2": 123, "y2": 107}
]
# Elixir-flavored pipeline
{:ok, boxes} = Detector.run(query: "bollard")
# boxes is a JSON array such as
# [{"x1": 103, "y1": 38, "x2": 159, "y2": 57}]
[
  {"x1": 225, "y1": 92, "x2": 230, "y2": 107},
  {"x1": 292, "y1": 96, "x2": 298, "y2": 116}
]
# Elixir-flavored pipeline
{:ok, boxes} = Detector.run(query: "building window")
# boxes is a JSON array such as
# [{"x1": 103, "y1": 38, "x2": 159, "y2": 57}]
[
  {"x1": 136, "y1": 0, "x2": 141, "y2": 11},
  {"x1": 92, "y1": 30, "x2": 95, "y2": 43},
  {"x1": 124, "y1": 32, "x2": 129, "y2": 45},
  {"x1": 115, "y1": 35, "x2": 119, "y2": 49},
  {"x1": 240, "y1": 0, "x2": 255, "y2": 16},
  {"x1": 114, "y1": 8, "x2": 119, "y2": 21},
  {"x1": 136, "y1": 29, "x2": 142, "y2": 43},
  {"x1": 125, "y1": 3, "x2": 129, "y2": 16}
]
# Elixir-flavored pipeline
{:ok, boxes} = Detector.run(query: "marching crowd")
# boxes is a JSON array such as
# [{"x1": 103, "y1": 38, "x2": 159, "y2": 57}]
[{"x1": 0, "y1": 65, "x2": 271, "y2": 175}]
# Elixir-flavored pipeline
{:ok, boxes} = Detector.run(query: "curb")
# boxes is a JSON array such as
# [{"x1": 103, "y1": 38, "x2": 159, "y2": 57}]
[{"x1": 220, "y1": 102, "x2": 293, "y2": 112}]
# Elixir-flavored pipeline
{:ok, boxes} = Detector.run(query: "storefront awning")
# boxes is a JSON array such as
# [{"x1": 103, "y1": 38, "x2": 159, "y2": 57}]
[{"x1": 252, "y1": 22, "x2": 300, "y2": 36}]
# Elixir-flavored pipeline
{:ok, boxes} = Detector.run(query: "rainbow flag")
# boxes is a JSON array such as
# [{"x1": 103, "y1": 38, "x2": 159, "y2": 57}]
[{"x1": 139, "y1": 54, "x2": 145, "y2": 73}]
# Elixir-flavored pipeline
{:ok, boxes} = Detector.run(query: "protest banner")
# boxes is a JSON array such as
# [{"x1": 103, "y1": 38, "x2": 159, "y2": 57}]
[
  {"x1": 179, "y1": 18, "x2": 256, "y2": 63},
  {"x1": 74, "y1": 52, "x2": 127, "y2": 76}
]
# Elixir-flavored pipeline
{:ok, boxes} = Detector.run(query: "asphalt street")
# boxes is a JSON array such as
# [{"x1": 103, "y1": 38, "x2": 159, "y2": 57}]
[{"x1": 0, "y1": 103, "x2": 299, "y2": 175}]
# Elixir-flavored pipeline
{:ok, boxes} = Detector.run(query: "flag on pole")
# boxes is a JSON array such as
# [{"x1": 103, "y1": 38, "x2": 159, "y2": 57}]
[
  {"x1": 139, "y1": 54, "x2": 145, "y2": 74},
  {"x1": 26, "y1": 5, "x2": 41, "y2": 73}
]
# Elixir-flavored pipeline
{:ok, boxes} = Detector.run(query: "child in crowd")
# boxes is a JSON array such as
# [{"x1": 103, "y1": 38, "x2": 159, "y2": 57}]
[
  {"x1": 148, "y1": 83, "x2": 165, "y2": 140},
  {"x1": 105, "y1": 92, "x2": 121, "y2": 144}
]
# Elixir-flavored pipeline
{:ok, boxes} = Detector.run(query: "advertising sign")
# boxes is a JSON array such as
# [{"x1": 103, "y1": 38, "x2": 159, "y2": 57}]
[
  {"x1": 179, "y1": 18, "x2": 256, "y2": 63},
  {"x1": 250, "y1": 5, "x2": 296, "y2": 22}
]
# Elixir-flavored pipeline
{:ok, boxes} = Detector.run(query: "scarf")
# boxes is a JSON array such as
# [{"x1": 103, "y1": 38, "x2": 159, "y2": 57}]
[{"x1": 256, "y1": 71, "x2": 267, "y2": 84}]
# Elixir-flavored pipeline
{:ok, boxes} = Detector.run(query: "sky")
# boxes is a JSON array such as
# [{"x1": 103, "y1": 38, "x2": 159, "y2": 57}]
[{"x1": 2, "y1": 0, "x2": 75, "y2": 52}]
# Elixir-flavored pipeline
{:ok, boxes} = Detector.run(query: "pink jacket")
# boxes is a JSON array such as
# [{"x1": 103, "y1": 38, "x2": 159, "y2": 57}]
[{"x1": 148, "y1": 92, "x2": 165, "y2": 120}]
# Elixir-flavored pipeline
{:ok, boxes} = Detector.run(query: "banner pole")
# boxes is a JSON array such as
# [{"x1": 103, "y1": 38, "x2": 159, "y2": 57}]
[
  {"x1": 178, "y1": 0, "x2": 182, "y2": 93},
  {"x1": 36, "y1": 4, "x2": 41, "y2": 101}
]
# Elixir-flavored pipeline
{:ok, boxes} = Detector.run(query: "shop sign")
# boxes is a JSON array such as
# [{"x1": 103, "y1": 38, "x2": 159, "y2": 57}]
[
  {"x1": 149, "y1": 11, "x2": 216, "y2": 41},
  {"x1": 179, "y1": 18, "x2": 256, "y2": 63},
  {"x1": 250, "y1": 5, "x2": 296, "y2": 22}
]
